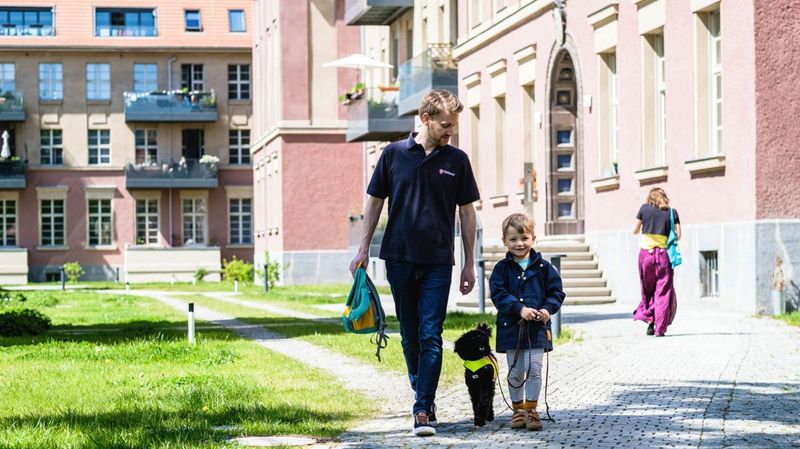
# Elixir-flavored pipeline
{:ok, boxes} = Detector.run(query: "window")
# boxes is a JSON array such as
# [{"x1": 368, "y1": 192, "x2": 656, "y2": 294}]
[
  {"x1": 133, "y1": 63, "x2": 157, "y2": 93},
  {"x1": 469, "y1": 106, "x2": 480, "y2": 187},
  {"x1": 40, "y1": 199, "x2": 64, "y2": 246},
  {"x1": 557, "y1": 154, "x2": 572, "y2": 170},
  {"x1": 700, "y1": 250, "x2": 719, "y2": 297},
  {"x1": 0, "y1": 127, "x2": 15, "y2": 157},
  {"x1": 609, "y1": 53, "x2": 619, "y2": 171},
  {"x1": 229, "y1": 198, "x2": 252, "y2": 244},
  {"x1": 185, "y1": 10, "x2": 202, "y2": 32},
  {"x1": 0, "y1": 63, "x2": 14, "y2": 92},
  {"x1": 181, "y1": 129, "x2": 204, "y2": 160},
  {"x1": 556, "y1": 130, "x2": 572, "y2": 145},
  {"x1": 135, "y1": 129, "x2": 157, "y2": 164},
  {"x1": 182, "y1": 198, "x2": 206, "y2": 245},
  {"x1": 228, "y1": 64, "x2": 250, "y2": 100},
  {"x1": 87, "y1": 199, "x2": 112, "y2": 246},
  {"x1": 39, "y1": 63, "x2": 62, "y2": 100},
  {"x1": 470, "y1": 0, "x2": 481, "y2": 28},
  {"x1": 598, "y1": 52, "x2": 618, "y2": 176},
  {"x1": 655, "y1": 34, "x2": 666, "y2": 165},
  {"x1": 556, "y1": 90, "x2": 572, "y2": 106},
  {"x1": 557, "y1": 178, "x2": 572, "y2": 193},
  {"x1": 228, "y1": 10, "x2": 245, "y2": 32},
  {"x1": 0, "y1": 199, "x2": 16, "y2": 246},
  {"x1": 558, "y1": 202, "x2": 573, "y2": 218},
  {"x1": 229, "y1": 129, "x2": 250, "y2": 164},
  {"x1": 709, "y1": 9, "x2": 722, "y2": 154},
  {"x1": 86, "y1": 63, "x2": 110, "y2": 100},
  {"x1": 494, "y1": 97, "x2": 506, "y2": 195},
  {"x1": 181, "y1": 64, "x2": 204, "y2": 92},
  {"x1": 135, "y1": 198, "x2": 159, "y2": 245},
  {"x1": 88, "y1": 129, "x2": 111, "y2": 165},
  {"x1": 0, "y1": 8, "x2": 54, "y2": 36},
  {"x1": 95, "y1": 8, "x2": 156, "y2": 37},
  {"x1": 40, "y1": 129, "x2": 63, "y2": 165}
]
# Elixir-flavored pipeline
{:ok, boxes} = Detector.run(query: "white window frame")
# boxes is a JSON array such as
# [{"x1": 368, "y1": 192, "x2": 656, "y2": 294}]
[
  {"x1": 86, "y1": 63, "x2": 111, "y2": 100},
  {"x1": 39, "y1": 198, "x2": 65, "y2": 247},
  {"x1": 87, "y1": 198, "x2": 113, "y2": 247},
  {"x1": 135, "y1": 196, "x2": 159, "y2": 246},
  {"x1": 133, "y1": 63, "x2": 157, "y2": 93},
  {"x1": 39, "y1": 63, "x2": 63, "y2": 100},
  {"x1": 229, "y1": 129, "x2": 250, "y2": 165},
  {"x1": 608, "y1": 53, "x2": 619, "y2": 170},
  {"x1": 182, "y1": 196, "x2": 207, "y2": 246},
  {"x1": 709, "y1": 9, "x2": 722, "y2": 155},
  {"x1": 184, "y1": 10, "x2": 202, "y2": 32},
  {"x1": 88, "y1": 129, "x2": 111, "y2": 165},
  {"x1": 0, "y1": 63, "x2": 15, "y2": 92},
  {"x1": 228, "y1": 9, "x2": 245, "y2": 32},
  {"x1": 135, "y1": 129, "x2": 158, "y2": 165},
  {"x1": 40, "y1": 129, "x2": 63, "y2": 165},
  {"x1": 228, "y1": 64, "x2": 251, "y2": 100},
  {"x1": 229, "y1": 197, "x2": 252, "y2": 245},
  {"x1": 0, "y1": 196, "x2": 17, "y2": 246},
  {"x1": 654, "y1": 34, "x2": 666, "y2": 166}
]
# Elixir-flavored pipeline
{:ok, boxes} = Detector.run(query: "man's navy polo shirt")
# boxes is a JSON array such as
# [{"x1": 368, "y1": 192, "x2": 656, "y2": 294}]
[{"x1": 367, "y1": 133, "x2": 480, "y2": 265}]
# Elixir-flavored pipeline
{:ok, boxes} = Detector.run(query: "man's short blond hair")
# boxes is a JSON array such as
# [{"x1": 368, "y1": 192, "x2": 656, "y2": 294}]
[{"x1": 418, "y1": 89, "x2": 464, "y2": 117}]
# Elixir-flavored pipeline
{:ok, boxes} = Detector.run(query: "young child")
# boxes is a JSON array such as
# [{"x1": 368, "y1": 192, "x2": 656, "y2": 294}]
[{"x1": 489, "y1": 213, "x2": 566, "y2": 431}]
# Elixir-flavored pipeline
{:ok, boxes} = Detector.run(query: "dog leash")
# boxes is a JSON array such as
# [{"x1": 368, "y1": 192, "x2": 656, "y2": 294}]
[{"x1": 495, "y1": 319, "x2": 555, "y2": 422}]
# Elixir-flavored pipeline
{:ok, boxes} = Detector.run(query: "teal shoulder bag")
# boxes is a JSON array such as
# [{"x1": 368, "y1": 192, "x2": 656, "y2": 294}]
[{"x1": 667, "y1": 208, "x2": 682, "y2": 268}]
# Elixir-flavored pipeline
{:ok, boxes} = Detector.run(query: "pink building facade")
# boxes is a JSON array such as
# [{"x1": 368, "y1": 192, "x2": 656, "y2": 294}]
[
  {"x1": 251, "y1": 1, "x2": 366, "y2": 284},
  {"x1": 454, "y1": 0, "x2": 799, "y2": 313},
  {"x1": 0, "y1": 1, "x2": 254, "y2": 283}
]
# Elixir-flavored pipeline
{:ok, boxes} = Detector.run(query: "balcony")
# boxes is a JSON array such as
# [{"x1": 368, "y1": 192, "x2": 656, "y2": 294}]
[
  {"x1": 0, "y1": 247, "x2": 27, "y2": 284},
  {"x1": 344, "y1": 0, "x2": 413, "y2": 25},
  {"x1": 124, "y1": 91, "x2": 217, "y2": 122},
  {"x1": 0, "y1": 91, "x2": 25, "y2": 122},
  {"x1": 345, "y1": 87, "x2": 414, "y2": 142},
  {"x1": 125, "y1": 159, "x2": 219, "y2": 189},
  {"x1": 398, "y1": 44, "x2": 458, "y2": 116},
  {"x1": 0, "y1": 159, "x2": 25, "y2": 189}
]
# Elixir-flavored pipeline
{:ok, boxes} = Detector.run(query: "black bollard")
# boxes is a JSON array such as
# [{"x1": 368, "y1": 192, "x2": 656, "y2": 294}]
[{"x1": 60, "y1": 266, "x2": 65, "y2": 290}]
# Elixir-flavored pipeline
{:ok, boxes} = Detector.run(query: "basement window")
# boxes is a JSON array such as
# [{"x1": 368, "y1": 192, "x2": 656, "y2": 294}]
[{"x1": 700, "y1": 250, "x2": 719, "y2": 297}]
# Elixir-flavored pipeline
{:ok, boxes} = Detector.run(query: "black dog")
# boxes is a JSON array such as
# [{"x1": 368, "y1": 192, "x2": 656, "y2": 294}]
[{"x1": 453, "y1": 323, "x2": 497, "y2": 427}]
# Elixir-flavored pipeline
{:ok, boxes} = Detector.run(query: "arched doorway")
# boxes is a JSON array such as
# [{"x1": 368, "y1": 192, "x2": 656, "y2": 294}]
[{"x1": 545, "y1": 49, "x2": 584, "y2": 235}]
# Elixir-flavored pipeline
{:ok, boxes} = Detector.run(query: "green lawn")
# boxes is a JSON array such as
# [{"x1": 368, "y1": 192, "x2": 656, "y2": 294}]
[
  {"x1": 0, "y1": 291, "x2": 373, "y2": 449},
  {"x1": 776, "y1": 311, "x2": 800, "y2": 327}
]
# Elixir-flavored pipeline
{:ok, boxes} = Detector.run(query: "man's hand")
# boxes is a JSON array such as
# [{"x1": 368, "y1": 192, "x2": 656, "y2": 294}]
[
  {"x1": 460, "y1": 264, "x2": 475, "y2": 295},
  {"x1": 349, "y1": 248, "x2": 369, "y2": 276}
]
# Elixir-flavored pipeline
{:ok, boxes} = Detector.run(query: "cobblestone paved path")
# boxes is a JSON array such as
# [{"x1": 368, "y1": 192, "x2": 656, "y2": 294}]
[{"x1": 118, "y1": 290, "x2": 800, "y2": 448}]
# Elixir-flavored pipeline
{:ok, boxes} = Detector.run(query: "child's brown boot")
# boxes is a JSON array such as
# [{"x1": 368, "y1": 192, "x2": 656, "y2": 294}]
[
  {"x1": 510, "y1": 401, "x2": 527, "y2": 429},
  {"x1": 525, "y1": 400, "x2": 543, "y2": 431}
]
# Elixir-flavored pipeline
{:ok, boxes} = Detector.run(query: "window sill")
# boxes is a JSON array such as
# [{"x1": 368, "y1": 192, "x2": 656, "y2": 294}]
[
  {"x1": 634, "y1": 166, "x2": 668, "y2": 185},
  {"x1": 36, "y1": 246, "x2": 69, "y2": 251},
  {"x1": 590, "y1": 174, "x2": 620, "y2": 192},
  {"x1": 488, "y1": 194, "x2": 509, "y2": 207},
  {"x1": 39, "y1": 98, "x2": 63, "y2": 105},
  {"x1": 685, "y1": 154, "x2": 725, "y2": 176},
  {"x1": 221, "y1": 164, "x2": 253, "y2": 169},
  {"x1": 85, "y1": 245, "x2": 118, "y2": 251},
  {"x1": 226, "y1": 244, "x2": 254, "y2": 249},
  {"x1": 229, "y1": 99, "x2": 252, "y2": 105},
  {"x1": 87, "y1": 99, "x2": 111, "y2": 105}
]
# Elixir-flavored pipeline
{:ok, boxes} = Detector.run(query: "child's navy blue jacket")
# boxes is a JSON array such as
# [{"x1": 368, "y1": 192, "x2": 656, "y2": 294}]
[{"x1": 489, "y1": 249, "x2": 566, "y2": 353}]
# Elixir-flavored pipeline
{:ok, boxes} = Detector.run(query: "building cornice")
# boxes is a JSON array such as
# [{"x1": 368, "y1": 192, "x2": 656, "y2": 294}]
[
  {"x1": 251, "y1": 122, "x2": 350, "y2": 154},
  {"x1": 0, "y1": 45, "x2": 251, "y2": 53},
  {"x1": 454, "y1": 0, "x2": 554, "y2": 61}
]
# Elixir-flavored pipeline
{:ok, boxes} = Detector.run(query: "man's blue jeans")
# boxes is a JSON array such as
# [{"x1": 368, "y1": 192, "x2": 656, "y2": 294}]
[{"x1": 385, "y1": 260, "x2": 453, "y2": 415}]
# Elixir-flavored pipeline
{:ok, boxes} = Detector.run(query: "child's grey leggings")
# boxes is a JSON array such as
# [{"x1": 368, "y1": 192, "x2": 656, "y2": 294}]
[{"x1": 506, "y1": 348, "x2": 544, "y2": 403}]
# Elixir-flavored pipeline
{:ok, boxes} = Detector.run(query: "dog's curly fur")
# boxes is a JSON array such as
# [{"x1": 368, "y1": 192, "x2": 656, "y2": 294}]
[{"x1": 453, "y1": 323, "x2": 496, "y2": 427}]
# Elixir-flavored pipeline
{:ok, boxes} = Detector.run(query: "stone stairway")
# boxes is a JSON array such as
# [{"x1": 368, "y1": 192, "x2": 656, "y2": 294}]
[{"x1": 457, "y1": 234, "x2": 616, "y2": 309}]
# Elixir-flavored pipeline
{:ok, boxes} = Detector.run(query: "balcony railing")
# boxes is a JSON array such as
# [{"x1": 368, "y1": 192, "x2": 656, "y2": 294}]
[
  {"x1": 0, "y1": 159, "x2": 25, "y2": 189},
  {"x1": 0, "y1": 24, "x2": 54, "y2": 36},
  {"x1": 124, "y1": 90, "x2": 217, "y2": 122},
  {"x1": 96, "y1": 25, "x2": 156, "y2": 37},
  {"x1": 125, "y1": 158, "x2": 219, "y2": 189},
  {"x1": 345, "y1": 87, "x2": 414, "y2": 142},
  {"x1": 398, "y1": 44, "x2": 458, "y2": 116},
  {"x1": 344, "y1": 0, "x2": 413, "y2": 25},
  {"x1": 0, "y1": 91, "x2": 24, "y2": 121}
]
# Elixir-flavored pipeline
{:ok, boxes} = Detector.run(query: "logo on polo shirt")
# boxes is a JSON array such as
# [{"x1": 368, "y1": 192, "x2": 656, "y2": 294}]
[{"x1": 439, "y1": 169, "x2": 456, "y2": 177}]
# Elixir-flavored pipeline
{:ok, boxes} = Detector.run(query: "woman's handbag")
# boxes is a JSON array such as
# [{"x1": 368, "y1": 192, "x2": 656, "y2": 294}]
[{"x1": 667, "y1": 208, "x2": 682, "y2": 268}]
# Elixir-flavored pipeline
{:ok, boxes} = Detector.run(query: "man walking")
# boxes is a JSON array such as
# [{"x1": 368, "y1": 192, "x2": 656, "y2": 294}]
[{"x1": 349, "y1": 89, "x2": 480, "y2": 436}]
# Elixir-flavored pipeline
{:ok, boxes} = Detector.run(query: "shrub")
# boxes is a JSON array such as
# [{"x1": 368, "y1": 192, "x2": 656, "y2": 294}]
[
  {"x1": 0, "y1": 308, "x2": 52, "y2": 336},
  {"x1": 62, "y1": 262, "x2": 84, "y2": 283},
  {"x1": 194, "y1": 268, "x2": 209, "y2": 283},
  {"x1": 255, "y1": 253, "x2": 282, "y2": 289},
  {"x1": 222, "y1": 257, "x2": 254, "y2": 283}
]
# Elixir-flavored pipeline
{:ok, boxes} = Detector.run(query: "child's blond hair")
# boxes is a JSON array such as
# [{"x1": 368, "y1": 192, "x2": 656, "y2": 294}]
[{"x1": 502, "y1": 213, "x2": 535, "y2": 241}]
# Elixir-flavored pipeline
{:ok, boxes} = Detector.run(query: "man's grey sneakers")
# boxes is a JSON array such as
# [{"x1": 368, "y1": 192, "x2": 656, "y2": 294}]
[{"x1": 413, "y1": 411, "x2": 436, "y2": 436}]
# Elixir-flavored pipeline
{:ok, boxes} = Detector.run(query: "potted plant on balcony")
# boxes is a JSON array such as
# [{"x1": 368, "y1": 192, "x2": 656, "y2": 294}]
[
  {"x1": 199, "y1": 154, "x2": 220, "y2": 176},
  {"x1": 338, "y1": 82, "x2": 366, "y2": 105}
]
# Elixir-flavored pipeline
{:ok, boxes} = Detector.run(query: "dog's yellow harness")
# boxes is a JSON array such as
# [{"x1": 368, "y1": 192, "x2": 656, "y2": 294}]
[{"x1": 463, "y1": 355, "x2": 498, "y2": 381}]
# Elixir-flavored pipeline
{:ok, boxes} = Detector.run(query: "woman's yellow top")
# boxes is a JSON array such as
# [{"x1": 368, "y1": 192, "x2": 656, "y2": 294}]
[{"x1": 641, "y1": 233, "x2": 668, "y2": 250}]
